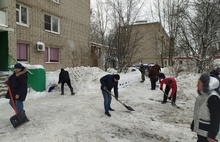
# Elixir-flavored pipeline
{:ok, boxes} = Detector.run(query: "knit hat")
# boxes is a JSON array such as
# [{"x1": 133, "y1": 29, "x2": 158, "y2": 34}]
[
  {"x1": 114, "y1": 74, "x2": 120, "y2": 80},
  {"x1": 14, "y1": 63, "x2": 23, "y2": 69},
  {"x1": 199, "y1": 73, "x2": 210, "y2": 93}
]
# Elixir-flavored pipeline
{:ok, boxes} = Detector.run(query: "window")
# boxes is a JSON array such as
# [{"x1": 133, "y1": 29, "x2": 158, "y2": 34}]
[
  {"x1": 44, "y1": 15, "x2": 60, "y2": 33},
  {"x1": 44, "y1": 47, "x2": 59, "y2": 62},
  {"x1": 17, "y1": 43, "x2": 28, "y2": 61},
  {"x1": 52, "y1": 0, "x2": 60, "y2": 3},
  {"x1": 16, "y1": 3, "x2": 28, "y2": 26}
]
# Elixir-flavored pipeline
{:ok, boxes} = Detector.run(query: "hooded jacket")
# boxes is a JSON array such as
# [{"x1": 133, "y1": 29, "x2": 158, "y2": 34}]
[
  {"x1": 192, "y1": 76, "x2": 220, "y2": 139},
  {"x1": 5, "y1": 67, "x2": 28, "y2": 101},
  {"x1": 58, "y1": 69, "x2": 70, "y2": 83}
]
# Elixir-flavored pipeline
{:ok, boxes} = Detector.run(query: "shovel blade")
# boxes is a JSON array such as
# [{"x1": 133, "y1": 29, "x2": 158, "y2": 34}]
[{"x1": 124, "y1": 104, "x2": 135, "y2": 111}]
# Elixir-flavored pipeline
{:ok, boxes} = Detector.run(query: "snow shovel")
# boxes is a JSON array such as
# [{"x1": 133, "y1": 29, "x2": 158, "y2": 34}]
[
  {"x1": 105, "y1": 90, "x2": 134, "y2": 111},
  {"x1": 8, "y1": 86, "x2": 29, "y2": 128},
  {"x1": 160, "y1": 90, "x2": 182, "y2": 109},
  {"x1": 48, "y1": 83, "x2": 59, "y2": 92}
]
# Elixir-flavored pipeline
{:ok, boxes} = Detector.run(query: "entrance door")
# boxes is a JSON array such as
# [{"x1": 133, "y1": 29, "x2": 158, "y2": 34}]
[{"x1": 0, "y1": 31, "x2": 9, "y2": 71}]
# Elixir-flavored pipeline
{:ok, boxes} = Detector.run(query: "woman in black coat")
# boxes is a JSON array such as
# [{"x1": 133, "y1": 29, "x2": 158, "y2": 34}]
[{"x1": 5, "y1": 63, "x2": 28, "y2": 124}]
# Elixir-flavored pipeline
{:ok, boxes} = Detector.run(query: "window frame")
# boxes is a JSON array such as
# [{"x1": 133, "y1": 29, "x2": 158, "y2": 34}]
[
  {"x1": 17, "y1": 43, "x2": 28, "y2": 62},
  {"x1": 44, "y1": 14, "x2": 60, "y2": 34},
  {"x1": 44, "y1": 47, "x2": 60, "y2": 63},
  {"x1": 16, "y1": 3, "x2": 29, "y2": 26}
]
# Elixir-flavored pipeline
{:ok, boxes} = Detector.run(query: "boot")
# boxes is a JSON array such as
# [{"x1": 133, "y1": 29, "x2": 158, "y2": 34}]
[
  {"x1": 61, "y1": 88, "x2": 64, "y2": 95},
  {"x1": 70, "y1": 88, "x2": 75, "y2": 95},
  {"x1": 105, "y1": 111, "x2": 111, "y2": 117}
]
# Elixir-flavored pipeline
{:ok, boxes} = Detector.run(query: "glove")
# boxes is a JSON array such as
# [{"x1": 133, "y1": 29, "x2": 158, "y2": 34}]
[
  {"x1": 160, "y1": 88, "x2": 162, "y2": 91},
  {"x1": 168, "y1": 97, "x2": 171, "y2": 100},
  {"x1": 103, "y1": 87, "x2": 107, "y2": 91}
]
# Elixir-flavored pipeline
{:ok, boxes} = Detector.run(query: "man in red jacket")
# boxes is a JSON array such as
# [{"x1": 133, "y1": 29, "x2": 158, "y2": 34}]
[{"x1": 160, "y1": 77, "x2": 177, "y2": 105}]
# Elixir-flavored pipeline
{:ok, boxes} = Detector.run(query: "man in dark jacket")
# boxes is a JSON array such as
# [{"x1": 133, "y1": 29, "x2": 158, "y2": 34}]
[
  {"x1": 58, "y1": 68, "x2": 74, "y2": 95},
  {"x1": 5, "y1": 63, "x2": 29, "y2": 127},
  {"x1": 154, "y1": 62, "x2": 161, "y2": 73},
  {"x1": 139, "y1": 64, "x2": 146, "y2": 83},
  {"x1": 100, "y1": 74, "x2": 120, "y2": 117},
  {"x1": 149, "y1": 66, "x2": 158, "y2": 90},
  {"x1": 191, "y1": 74, "x2": 220, "y2": 142}
]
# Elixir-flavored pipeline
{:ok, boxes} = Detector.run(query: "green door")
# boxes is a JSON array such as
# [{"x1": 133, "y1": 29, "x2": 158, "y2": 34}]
[{"x1": 0, "y1": 31, "x2": 9, "y2": 71}]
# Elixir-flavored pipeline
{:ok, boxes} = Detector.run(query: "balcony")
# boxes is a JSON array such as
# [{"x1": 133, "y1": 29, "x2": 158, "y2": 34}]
[{"x1": 0, "y1": 10, "x2": 7, "y2": 27}]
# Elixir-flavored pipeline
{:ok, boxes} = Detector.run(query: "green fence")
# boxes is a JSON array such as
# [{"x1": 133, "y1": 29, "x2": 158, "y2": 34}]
[
  {"x1": 9, "y1": 66, "x2": 46, "y2": 92},
  {"x1": 27, "y1": 68, "x2": 46, "y2": 92}
]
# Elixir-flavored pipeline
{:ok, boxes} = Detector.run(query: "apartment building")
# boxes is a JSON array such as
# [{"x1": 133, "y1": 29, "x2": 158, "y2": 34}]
[
  {"x1": 0, "y1": 0, "x2": 90, "y2": 71},
  {"x1": 129, "y1": 22, "x2": 169, "y2": 67}
]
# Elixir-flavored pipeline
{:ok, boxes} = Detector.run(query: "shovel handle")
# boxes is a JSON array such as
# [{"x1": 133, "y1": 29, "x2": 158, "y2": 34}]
[
  {"x1": 104, "y1": 89, "x2": 124, "y2": 105},
  {"x1": 8, "y1": 86, "x2": 18, "y2": 115}
]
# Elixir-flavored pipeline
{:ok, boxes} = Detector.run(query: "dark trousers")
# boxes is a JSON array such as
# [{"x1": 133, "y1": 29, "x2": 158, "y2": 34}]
[
  {"x1": 197, "y1": 135, "x2": 218, "y2": 142},
  {"x1": 141, "y1": 73, "x2": 145, "y2": 81},
  {"x1": 163, "y1": 86, "x2": 177, "y2": 103},
  {"x1": 150, "y1": 78, "x2": 157, "y2": 90},
  {"x1": 61, "y1": 80, "x2": 73, "y2": 90}
]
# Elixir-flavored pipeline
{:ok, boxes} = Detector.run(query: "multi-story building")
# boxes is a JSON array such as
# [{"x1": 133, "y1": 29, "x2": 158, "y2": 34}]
[
  {"x1": 0, "y1": 0, "x2": 90, "y2": 71},
  {"x1": 129, "y1": 22, "x2": 170, "y2": 67}
]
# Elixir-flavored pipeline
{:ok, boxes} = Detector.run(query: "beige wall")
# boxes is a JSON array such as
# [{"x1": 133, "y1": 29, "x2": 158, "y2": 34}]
[
  {"x1": 130, "y1": 22, "x2": 169, "y2": 66},
  {"x1": 7, "y1": 0, "x2": 91, "y2": 71}
]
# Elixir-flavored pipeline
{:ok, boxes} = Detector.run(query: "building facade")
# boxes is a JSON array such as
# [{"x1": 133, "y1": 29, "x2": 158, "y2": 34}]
[
  {"x1": 129, "y1": 22, "x2": 169, "y2": 67},
  {"x1": 0, "y1": 0, "x2": 90, "y2": 71}
]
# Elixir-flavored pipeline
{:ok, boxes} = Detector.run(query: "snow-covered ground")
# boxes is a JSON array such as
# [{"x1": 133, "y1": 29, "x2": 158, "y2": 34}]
[{"x1": 0, "y1": 66, "x2": 215, "y2": 142}]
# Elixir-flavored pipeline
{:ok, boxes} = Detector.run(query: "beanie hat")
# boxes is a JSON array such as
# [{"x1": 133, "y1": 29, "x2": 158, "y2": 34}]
[
  {"x1": 114, "y1": 74, "x2": 120, "y2": 80},
  {"x1": 14, "y1": 63, "x2": 23, "y2": 69},
  {"x1": 199, "y1": 73, "x2": 210, "y2": 93}
]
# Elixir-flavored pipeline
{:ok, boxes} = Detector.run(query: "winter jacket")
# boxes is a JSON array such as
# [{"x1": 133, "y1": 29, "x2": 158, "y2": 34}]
[
  {"x1": 158, "y1": 73, "x2": 166, "y2": 79},
  {"x1": 149, "y1": 67, "x2": 158, "y2": 80},
  {"x1": 58, "y1": 69, "x2": 70, "y2": 83},
  {"x1": 5, "y1": 67, "x2": 28, "y2": 101},
  {"x1": 160, "y1": 78, "x2": 177, "y2": 97},
  {"x1": 100, "y1": 74, "x2": 119, "y2": 98},
  {"x1": 154, "y1": 64, "x2": 161, "y2": 73},
  {"x1": 192, "y1": 77, "x2": 220, "y2": 139},
  {"x1": 139, "y1": 66, "x2": 146, "y2": 75}
]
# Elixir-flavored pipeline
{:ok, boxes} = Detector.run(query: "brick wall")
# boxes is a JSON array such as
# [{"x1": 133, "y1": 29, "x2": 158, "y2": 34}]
[
  {"x1": 130, "y1": 22, "x2": 169, "y2": 66},
  {"x1": 7, "y1": 0, "x2": 91, "y2": 71}
]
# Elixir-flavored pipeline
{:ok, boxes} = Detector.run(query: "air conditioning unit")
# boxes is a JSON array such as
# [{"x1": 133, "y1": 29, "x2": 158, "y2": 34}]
[{"x1": 36, "y1": 42, "x2": 45, "y2": 51}]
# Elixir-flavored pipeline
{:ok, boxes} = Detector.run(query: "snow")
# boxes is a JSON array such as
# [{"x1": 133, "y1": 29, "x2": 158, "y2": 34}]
[{"x1": 0, "y1": 66, "x2": 218, "y2": 142}]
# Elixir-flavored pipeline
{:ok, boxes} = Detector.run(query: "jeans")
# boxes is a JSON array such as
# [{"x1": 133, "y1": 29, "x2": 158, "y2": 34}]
[
  {"x1": 9, "y1": 100, "x2": 24, "y2": 113},
  {"x1": 101, "y1": 90, "x2": 112, "y2": 112}
]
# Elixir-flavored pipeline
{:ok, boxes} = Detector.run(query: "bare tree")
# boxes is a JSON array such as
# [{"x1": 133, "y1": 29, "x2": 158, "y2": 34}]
[
  {"x1": 161, "y1": 0, "x2": 189, "y2": 67},
  {"x1": 105, "y1": 0, "x2": 145, "y2": 72},
  {"x1": 179, "y1": 0, "x2": 220, "y2": 73},
  {"x1": 90, "y1": 0, "x2": 109, "y2": 44}
]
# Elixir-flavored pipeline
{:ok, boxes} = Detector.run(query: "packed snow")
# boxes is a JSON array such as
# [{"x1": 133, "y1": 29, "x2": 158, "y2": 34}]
[{"x1": 0, "y1": 66, "x2": 219, "y2": 142}]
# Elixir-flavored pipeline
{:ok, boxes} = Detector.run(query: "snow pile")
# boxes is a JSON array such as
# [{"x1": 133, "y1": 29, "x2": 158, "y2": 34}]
[{"x1": 0, "y1": 66, "x2": 217, "y2": 142}]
